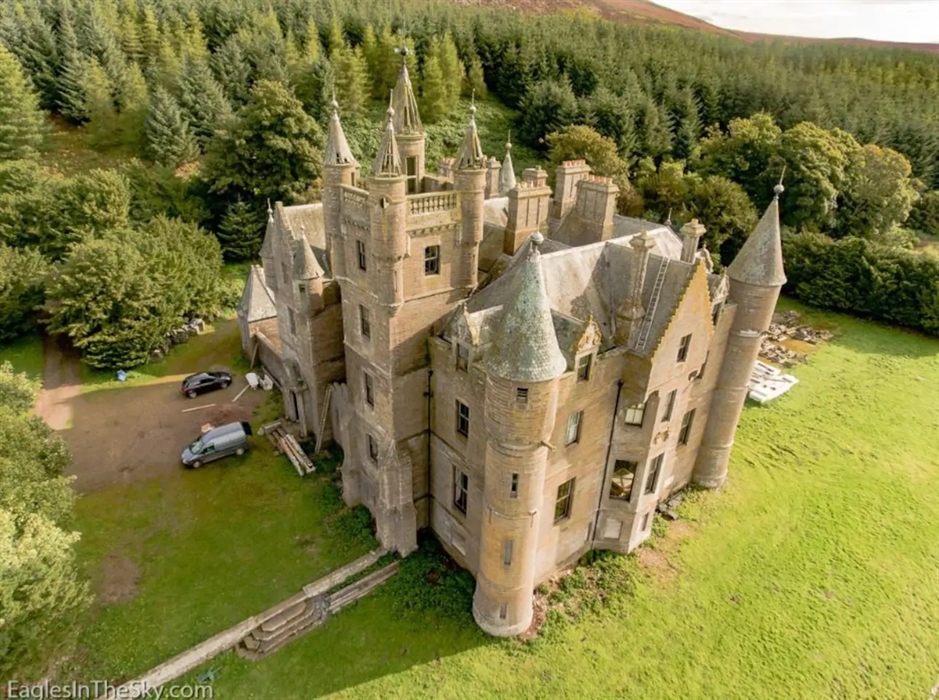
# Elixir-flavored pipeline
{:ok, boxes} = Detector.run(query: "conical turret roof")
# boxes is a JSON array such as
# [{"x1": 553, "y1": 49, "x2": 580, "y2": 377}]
[
  {"x1": 727, "y1": 185, "x2": 787, "y2": 287},
  {"x1": 487, "y1": 234, "x2": 567, "y2": 382},
  {"x1": 240, "y1": 266, "x2": 277, "y2": 322},
  {"x1": 499, "y1": 134, "x2": 517, "y2": 194},
  {"x1": 373, "y1": 106, "x2": 402, "y2": 177},
  {"x1": 294, "y1": 239, "x2": 324, "y2": 280},
  {"x1": 325, "y1": 96, "x2": 357, "y2": 166},
  {"x1": 391, "y1": 49, "x2": 423, "y2": 135},
  {"x1": 456, "y1": 103, "x2": 485, "y2": 171}
]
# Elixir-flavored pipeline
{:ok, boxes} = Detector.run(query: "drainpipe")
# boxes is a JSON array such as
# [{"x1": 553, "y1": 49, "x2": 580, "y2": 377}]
[
  {"x1": 424, "y1": 368, "x2": 434, "y2": 522},
  {"x1": 593, "y1": 379, "x2": 624, "y2": 544}
]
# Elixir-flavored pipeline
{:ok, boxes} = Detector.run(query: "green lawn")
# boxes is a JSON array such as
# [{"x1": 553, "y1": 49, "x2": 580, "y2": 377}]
[
  {"x1": 169, "y1": 300, "x2": 938, "y2": 699},
  {"x1": 65, "y1": 445, "x2": 377, "y2": 682},
  {"x1": 0, "y1": 333, "x2": 44, "y2": 379}
]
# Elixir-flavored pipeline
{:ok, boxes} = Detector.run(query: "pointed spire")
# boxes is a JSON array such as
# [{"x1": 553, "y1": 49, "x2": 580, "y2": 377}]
[
  {"x1": 487, "y1": 232, "x2": 567, "y2": 382},
  {"x1": 373, "y1": 99, "x2": 402, "y2": 177},
  {"x1": 294, "y1": 239, "x2": 324, "y2": 280},
  {"x1": 456, "y1": 97, "x2": 485, "y2": 171},
  {"x1": 726, "y1": 184, "x2": 787, "y2": 287},
  {"x1": 325, "y1": 92, "x2": 358, "y2": 166},
  {"x1": 391, "y1": 45, "x2": 423, "y2": 135},
  {"x1": 499, "y1": 131, "x2": 517, "y2": 194},
  {"x1": 267, "y1": 198, "x2": 274, "y2": 223}
]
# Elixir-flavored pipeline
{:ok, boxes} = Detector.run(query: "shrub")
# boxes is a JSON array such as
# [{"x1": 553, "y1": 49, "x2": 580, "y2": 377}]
[{"x1": 782, "y1": 232, "x2": 939, "y2": 335}]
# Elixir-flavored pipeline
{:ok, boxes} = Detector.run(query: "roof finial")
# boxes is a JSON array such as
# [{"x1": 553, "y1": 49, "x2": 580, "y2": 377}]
[
  {"x1": 506, "y1": 130, "x2": 512, "y2": 152},
  {"x1": 529, "y1": 231, "x2": 544, "y2": 259},
  {"x1": 665, "y1": 207, "x2": 673, "y2": 229},
  {"x1": 267, "y1": 198, "x2": 273, "y2": 222},
  {"x1": 330, "y1": 88, "x2": 339, "y2": 116},
  {"x1": 774, "y1": 165, "x2": 786, "y2": 198}
]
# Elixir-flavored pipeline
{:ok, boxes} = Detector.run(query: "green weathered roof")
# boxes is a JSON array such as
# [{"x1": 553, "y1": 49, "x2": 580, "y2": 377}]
[
  {"x1": 486, "y1": 235, "x2": 567, "y2": 382},
  {"x1": 727, "y1": 193, "x2": 787, "y2": 287}
]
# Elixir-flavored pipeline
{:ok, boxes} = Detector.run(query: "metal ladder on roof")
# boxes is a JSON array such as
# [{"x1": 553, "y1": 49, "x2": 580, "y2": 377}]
[{"x1": 634, "y1": 258, "x2": 670, "y2": 352}]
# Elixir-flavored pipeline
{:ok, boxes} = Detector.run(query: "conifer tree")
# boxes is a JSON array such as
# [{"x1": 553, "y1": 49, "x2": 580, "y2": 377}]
[
  {"x1": 463, "y1": 53, "x2": 487, "y2": 99},
  {"x1": 217, "y1": 198, "x2": 263, "y2": 260},
  {"x1": 81, "y1": 57, "x2": 117, "y2": 147},
  {"x1": 361, "y1": 24, "x2": 382, "y2": 98},
  {"x1": 0, "y1": 45, "x2": 46, "y2": 161},
  {"x1": 327, "y1": 16, "x2": 345, "y2": 59},
  {"x1": 1, "y1": 5, "x2": 59, "y2": 110},
  {"x1": 145, "y1": 86, "x2": 198, "y2": 168},
  {"x1": 119, "y1": 12, "x2": 143, "y2": 65},
  {"x1": 333, "y1": 47, "x2": 369, "y2": 117},
  {"x1": 288, "y1": 23, "x2": 323, "y2": 108},
  {"x1": 212, "y1": 38, "x2": 251, "y2": 106},
  {"x1": 138, "y1": 6, "x2": 161, "y2": 69},
  {"x1": 178, "y1": 57, "x2": 232, "y2": 146},
  {"x1": 438, "y1": 32, "x2": 464, "y2": 105},
  {"x1": 420, "y1": 47, "x2": 448, "y2": 124},
  {"x1": 116, "y1": 61, "x2": 149, "y2": 149}
]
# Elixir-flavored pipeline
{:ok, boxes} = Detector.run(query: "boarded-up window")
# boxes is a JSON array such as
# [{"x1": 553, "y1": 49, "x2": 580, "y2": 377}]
[{"x1": 609, "y1": 460, "x2": 637, "y2": 501}]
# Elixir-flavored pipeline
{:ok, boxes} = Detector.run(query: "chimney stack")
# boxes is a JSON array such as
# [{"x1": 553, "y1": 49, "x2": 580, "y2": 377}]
[
  {"x1": 573, "y1": 175, "x2": 619, "y2": 243},
  {"x1": 504, "y1": 178, "x2": 552, "y2": 255},
  {"x1": 551, "y1": 160, "x2": 590, "y2": 220},
  {"x1": 680, "y1": 219, "x2": 707, "y2": 263}
]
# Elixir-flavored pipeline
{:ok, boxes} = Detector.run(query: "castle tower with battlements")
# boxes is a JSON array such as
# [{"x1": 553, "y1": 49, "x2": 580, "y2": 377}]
[{"x1": 239, "y1": 48, "x2": 785, "y2": 637}]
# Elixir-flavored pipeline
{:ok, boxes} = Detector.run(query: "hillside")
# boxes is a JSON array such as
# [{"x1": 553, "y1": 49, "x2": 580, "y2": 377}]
[{"x1": 457, "y1": 0, "x2": 939, "y2": 53}]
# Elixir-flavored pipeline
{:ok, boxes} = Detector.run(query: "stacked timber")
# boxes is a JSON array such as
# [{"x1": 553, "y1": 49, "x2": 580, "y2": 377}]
[{"x1": 259, "y1": 420, "x2": 315, "y2": 476}]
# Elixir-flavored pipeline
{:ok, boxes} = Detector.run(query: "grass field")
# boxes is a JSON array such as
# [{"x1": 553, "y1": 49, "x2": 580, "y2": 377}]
[
  {"x1": 64, "y1": 445, "x2": 377, "y2": 682},
  {"x1": 159, "y1": 300, "x2": 936, "y2": 700},
  {"x1": 0, "y1": 333, "x2": 44, "y2": 379}
]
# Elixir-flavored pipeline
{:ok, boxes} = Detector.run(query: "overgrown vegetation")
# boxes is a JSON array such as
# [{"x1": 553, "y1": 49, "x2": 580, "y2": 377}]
[{"x1": 0, "y1": 363, "x2": 90, "y2": 682}]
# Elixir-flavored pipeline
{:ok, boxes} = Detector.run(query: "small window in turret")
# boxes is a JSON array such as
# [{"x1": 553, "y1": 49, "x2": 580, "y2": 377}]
[
  {"x1": 456, "y1": 343, "x2": 469, "y2": 372},
  {"x1": 576, "y1": 354, "x2": 592, "y2": 382},
  {"x1": 510, "y1": 473, "x2": 519, "y2": 498},
  {"x1": 356, "y1": 240, "x2": 367, "y2": 271},
  {"x1": 406, "y1": 156, "x2": 418, "y2": 194},
  {"x1": 298, "y1": 283, "x2": 307, "y2": 294},
  {"x1": 516, "y1": 388, "x2": 529, "y2": 404},
  {"x1": 424, "y1": 245, "x2": 440, "y2": 275}
]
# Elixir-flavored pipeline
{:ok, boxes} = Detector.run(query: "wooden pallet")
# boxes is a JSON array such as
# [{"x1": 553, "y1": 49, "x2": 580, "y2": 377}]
[{"x1": 259, "y1": 420, "x2": 314, "y2": 476}]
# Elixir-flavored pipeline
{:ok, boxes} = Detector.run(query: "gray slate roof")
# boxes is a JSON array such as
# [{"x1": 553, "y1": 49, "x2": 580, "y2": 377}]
[
  {"x1": 374, "y1": 109, "x2": 403, "y2": 176},
  {"x1": 485, "y1": 241, "x2": 568, "y2": 382},
  {"x1": 325, "y1": 100, "x2": 358, "y2": 166},
  {"x1": 456, "y1": 106, "x2": 486, "y2": 171},
  {"x1": 239, "y1": 266, "x2": 277, "y2": 322},
  {"x1": 391, "y1": 59, "x2": 423, "y2": 135},
  {"x1": 294, "y1": 238, "x2": 324, "y2": 280},
  {"x1": 727, "y1": 195, "x2": 787, "y2": 286},
  {"x1": 280, "y1": 203, "x2": 331, "y2": 276}
]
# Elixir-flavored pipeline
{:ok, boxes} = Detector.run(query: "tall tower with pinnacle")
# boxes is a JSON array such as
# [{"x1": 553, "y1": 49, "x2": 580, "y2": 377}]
[{"x1": 693, "y1": 184, "x2": 787, "y2": 488}]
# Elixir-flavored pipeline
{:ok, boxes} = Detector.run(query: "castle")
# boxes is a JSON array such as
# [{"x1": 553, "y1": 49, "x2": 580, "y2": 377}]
[{"x1": 237, "y1": 53, "x2": 786, "y2": 637}]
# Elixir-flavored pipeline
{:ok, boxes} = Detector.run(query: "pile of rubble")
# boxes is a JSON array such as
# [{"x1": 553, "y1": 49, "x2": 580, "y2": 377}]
[
  {"x1": 149, "y1": 317, "x2": 207, "y2": 362},
  {"x1": 760, "y1": 310, "x2": 834, "y2": 367}
]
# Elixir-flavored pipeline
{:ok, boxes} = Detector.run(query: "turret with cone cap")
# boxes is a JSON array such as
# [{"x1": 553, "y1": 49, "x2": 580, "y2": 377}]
[
  {"x1": 475, "y1": 231, "x2": 566, "y2": 637},
  {"x1": 453, "y1": 98, "x2": 487, "y2": 290},
  {"x1": 391, "y1": 45, "x2": 424, "y2": 193},
  {"x1": 693, "y1": 182, "x2": 787, "y2": 489},
  {"x1": 322, "y1": 96, "x2": 360, "y2": 279},
  {"x1": 368, "y1": 100, "x2": 408, "y2": 310}
]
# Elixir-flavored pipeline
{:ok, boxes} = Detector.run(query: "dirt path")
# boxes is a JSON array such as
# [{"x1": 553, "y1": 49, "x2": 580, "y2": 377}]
[{"x1": 34, "y1": 333, "x2": 82, "y2": 430}]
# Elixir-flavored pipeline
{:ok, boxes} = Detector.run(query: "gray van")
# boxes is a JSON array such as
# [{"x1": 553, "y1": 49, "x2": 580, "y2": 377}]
[{"x1": 181, "y1": 421, "x2": 252, "y2": 469}]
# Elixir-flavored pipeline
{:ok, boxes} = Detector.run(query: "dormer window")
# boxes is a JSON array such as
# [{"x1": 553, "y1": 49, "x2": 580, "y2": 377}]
[
  {"x1": 576, "y1": 353, "x2": 593, "y2": 382},
  {"x1": 456, "y1": 342, "x2": 470, "y2": 372}
]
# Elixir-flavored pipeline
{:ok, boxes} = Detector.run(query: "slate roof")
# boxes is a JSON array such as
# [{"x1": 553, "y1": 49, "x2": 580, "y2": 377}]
[
  {"x1": 239, "y1": 266, "x2": 277, "y2": 322},
  {"x1": 456, "y1": 105, "x2": 486, "y2": 171},
  {"x1": 280, "y1": 203, "x2": 331, "y2": 276},
  {"x1": 485, "y1": 236, "x2": 568, "y2": 382},
  {"x1": 391, "y1": 57, "x2": 423, "y2": 135},
  {"x1": 325, "y1": 98, "x2": 358, "y2": 166},
  {"x1": 499, "y1": 139, "x2": 517, "y2": 194},
  {"x1": 294, "y1": 238, "x2": 324, "y2": 280},
  {"x1": 374, "y1": 108, "x2": 403, "y2": 176},
  {"x1": 727, "y1": 193, "x2": 787, "y2": 287},
  {"x1": 459, "y1": 234, "x2": 706, "y2": 359}
]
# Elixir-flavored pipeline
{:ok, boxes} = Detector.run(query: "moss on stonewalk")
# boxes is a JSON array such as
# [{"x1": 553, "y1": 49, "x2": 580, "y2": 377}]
[{"x1": 177, "y1": 300, "x2": 938, "y2": 699}]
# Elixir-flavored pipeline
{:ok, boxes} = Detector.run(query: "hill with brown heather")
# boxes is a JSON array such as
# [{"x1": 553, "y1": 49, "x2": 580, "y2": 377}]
[{"x1": 454, "y1": 0, "x2": 939, "y2": 53}]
